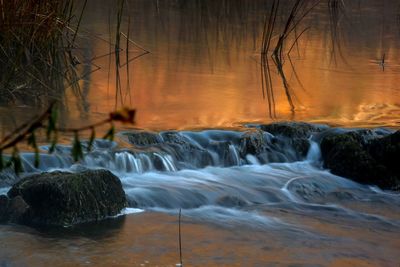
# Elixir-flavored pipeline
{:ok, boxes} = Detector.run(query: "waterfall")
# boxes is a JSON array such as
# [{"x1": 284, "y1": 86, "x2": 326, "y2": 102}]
[{"x1": 15, "y1": 129, "x2": 320, "y2": 175}]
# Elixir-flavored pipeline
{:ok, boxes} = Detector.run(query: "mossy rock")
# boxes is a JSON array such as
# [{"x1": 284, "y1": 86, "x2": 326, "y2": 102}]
[
  {"x1": 321, "y1": 133, "x2": 379, "y2": 184},
  {"x1": 239, "y1": 130, "x2": 266, "y2": 156},
  {"x1": 7, "y1": 169, "x2": 127, "y2": 226}
]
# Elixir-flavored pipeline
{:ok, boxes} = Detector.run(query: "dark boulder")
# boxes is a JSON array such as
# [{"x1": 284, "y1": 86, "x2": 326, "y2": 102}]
[
  {"x1": 368, "y1": 131, "x2": 400, "y2": 190},
  {"x1": 8, "y1": 196, "x2": 30, "y2": 222},
  {"x1": 6, "y1": 169, "x2": 127, "y2": 226},
  {"x1": 320, "y1": 130, "x2": 400, "y2": 190},
  {"x1": 320, "y1": 132, "x2": 376, "y2": 184},
  {"x1": 368, "y1": 131, "x2": 400, "y2": 180},
  {"x1": 0, "y1": 195, "x2": 30, "y2": 223}
]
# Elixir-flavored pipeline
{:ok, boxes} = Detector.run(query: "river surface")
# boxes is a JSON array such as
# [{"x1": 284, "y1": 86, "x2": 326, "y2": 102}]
[
  {"x1": 78, "y1": 0, "x2": 400, "y2": 129},
  {"x1": 1, "y1": 1, "x2": 400, "y2": 266}
]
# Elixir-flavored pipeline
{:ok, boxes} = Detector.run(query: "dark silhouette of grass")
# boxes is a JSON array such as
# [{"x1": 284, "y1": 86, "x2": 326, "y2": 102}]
[
  {"x1": 328, "y1": 0, "x2": 350, "y2": 66},
  {"x1": 0, "y1": 0, "x2": 150, "y2": 109},
  {"x1": 261, "y1": 0, "x2": 279, "y2": 118},
  {"x1": 0, "y1": 0, "x2": 87, "y2": 105},
  {"x1": 112, "y1": 0, "x2": 150, "y2": 109},
  {"x1": 260, "y1": 0, "x2": 321, "y2": 117}
]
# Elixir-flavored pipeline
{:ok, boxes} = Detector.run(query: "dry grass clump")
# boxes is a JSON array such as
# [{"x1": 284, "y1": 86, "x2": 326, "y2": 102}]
[{"x1": 0, "y1": 0, "x2": 82, "y2": 105}]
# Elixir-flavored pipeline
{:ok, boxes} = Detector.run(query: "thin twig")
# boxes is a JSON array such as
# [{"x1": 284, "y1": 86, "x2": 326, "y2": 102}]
[{"x1": 178, "y1": 208, "x2": 183, "y2": 267}]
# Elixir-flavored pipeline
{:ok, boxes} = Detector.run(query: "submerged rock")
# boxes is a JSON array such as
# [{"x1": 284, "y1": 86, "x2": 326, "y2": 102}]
[
  {"x1": 239, "y1": 129, "x2": 311, "y2": 163},
  {"x1": 161, "y1": 132, "x2": 214, "y2": 168},
  {"x1": 288, "y1": 138, "x2": 311, "y2": 158},
  {"x1": 242, "y1": 122, "x2": 329, "y2": 161},
  {"x1": 123, "y1": 131, "x2": 214, "y2": 169},
  {"x1": 207, "y1": 141, "x2": 239, "y2": 166},
  {"x1": 216, "y1": 195, "x2": 248, "y2": 207},
  {"x1": 6, "y1": 169, "x2": 127, "y2": 226},
  {"x1": 320, "y1": 130, "x2": 400, "y2": 190}
]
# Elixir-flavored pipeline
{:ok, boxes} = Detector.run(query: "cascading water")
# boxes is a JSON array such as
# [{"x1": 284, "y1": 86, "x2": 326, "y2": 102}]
[
  {"x1": 1, "y1": 126, "x2": 396, "y2": 217},
  {"x1": 1, "y1": 125, "x2": 399, "y2": 266}
]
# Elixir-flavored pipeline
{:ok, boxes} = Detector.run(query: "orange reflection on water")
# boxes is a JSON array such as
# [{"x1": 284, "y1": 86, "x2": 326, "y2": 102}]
[
  {"x1": 57, "y1": 0, "x2": 400, "y2": 131},
  {"x1": 0, "y1": 211, "x2": 399, "y2": 266}
]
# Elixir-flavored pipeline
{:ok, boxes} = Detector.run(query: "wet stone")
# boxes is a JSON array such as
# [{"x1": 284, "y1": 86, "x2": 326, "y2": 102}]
[
  {"x1": 7, "y1": 169, "x2": 127, "y2": 226},
  {"x1": 239, "y1": 130, "x2": 268, "y2": 156},
  {"x1": 0, "y1": 195, "x2": 10, "y2": 222},
  {"x1": 124, "y1": 131, "x2": 163, "y2": 147}
]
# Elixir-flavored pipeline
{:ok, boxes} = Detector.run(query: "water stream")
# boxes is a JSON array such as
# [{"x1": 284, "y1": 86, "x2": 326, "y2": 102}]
[{"x1": 1, "y1": 127, "x2": 399, "y2": 266}]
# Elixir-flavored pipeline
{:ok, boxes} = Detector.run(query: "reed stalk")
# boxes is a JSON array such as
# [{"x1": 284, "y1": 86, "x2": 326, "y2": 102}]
[{"x1": 260, "y1": 0, "x2": 321, "y2": 117}]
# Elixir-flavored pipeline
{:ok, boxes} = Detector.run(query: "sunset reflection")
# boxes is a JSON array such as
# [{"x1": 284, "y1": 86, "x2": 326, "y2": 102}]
[{"x1": 64, "y1": 0, "x2": 399, "y2": 131}]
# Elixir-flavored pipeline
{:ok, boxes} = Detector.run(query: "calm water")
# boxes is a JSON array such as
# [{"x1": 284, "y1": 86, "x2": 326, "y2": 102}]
[
  {"x1": 74, "y1": 0, "x2": 400, "y2": 129},
  {"x1": 2, "y1": 0, "x2": 400, "y2": 130},
  {"x1": 1, "y1": 1, "x2": 400, "y2": 266}
]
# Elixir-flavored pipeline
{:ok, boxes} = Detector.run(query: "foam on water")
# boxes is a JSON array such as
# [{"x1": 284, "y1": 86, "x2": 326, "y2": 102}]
[
  {"x1": 0, "y1": 187, "x2": 10, "y2": 196},
  {"x1": 115, "y1": 208, "x2": 145, "y2": 217}
]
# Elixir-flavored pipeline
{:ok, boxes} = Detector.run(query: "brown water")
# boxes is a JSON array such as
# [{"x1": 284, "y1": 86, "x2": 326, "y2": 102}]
[
  {"x1": 70, "y1": 0, "x2": 400, "y2": 130},
  {"x1": 1, "y1": 1, "x2": 400, "y2": 266},
  {"x1": 2, "y1": 0, "x2": 400, "y2": 131},
  {"x1": 0, "y1": 209, "x2": 399, "y2": 267}
]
